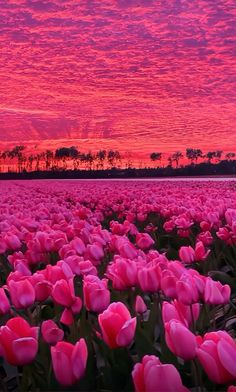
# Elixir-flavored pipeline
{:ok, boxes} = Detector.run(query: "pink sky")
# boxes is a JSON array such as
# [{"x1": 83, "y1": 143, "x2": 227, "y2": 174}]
[{"x1": 0, "y1": 0, "x2": 235, "y2": 161}]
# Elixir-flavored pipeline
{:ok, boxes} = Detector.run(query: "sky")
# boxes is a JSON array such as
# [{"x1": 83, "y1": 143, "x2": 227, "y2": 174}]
[{"x1": 0, "y1": 0, "x2": 235, "y2": 162}]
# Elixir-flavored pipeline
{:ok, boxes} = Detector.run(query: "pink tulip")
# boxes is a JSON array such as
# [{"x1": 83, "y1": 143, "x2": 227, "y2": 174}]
[
  {"x1": 87, "y1": 243, "x2": 104, "y2": 262},
  {"x1": 98, "y1": 302, "x2": 136, "y2": 349},
  {"x1": 41, "y1": 320, "x2": 64, "y2": 346},
  {"x1": 137, "y1": 261, "x2": 161, "y2": 292},
  {"x1": 197, "y1": 331, "x2": 236, "y2": 384},
  {"x1": 179, "y1": 246, "x2": 195, "y2": 264},
  {"x1": 194, "y1": 241, "x2": 210, "y2": 261},
  {"x1": 4, "y1": 234, "x2": 21, "y2": 251},
  {"x1": 0, "y1": 317, "x2": 38, "y2": 366},
  {"x1": 162, "y1": 300, "x2": 200, "y2": 328},
  {"x1": 0, "y1": 288, "x2": 10, "y2": 315},
  {"x1": 60, "y1": 308, "x2": 74, "y2": 325},
  {"x1": 176, "y1": 273, "x2": 200, "y2": 305},
  {"x1": 118, "y1": 241, "x2": 138, "y2": 259},
  {"x1": 204, "y1": 278, "x2": 231, "y2": 305},
  {"x1": 136, "y1": 233, "x2": 154, "y2": 250},
  {"x1": 132, "y1": 355, "x2": 188, "y2": 392},
  {"x1": 163, "y1": 220, "x2": 175, "y2": 233},
  {"x1": 51, "y1": 278, "x2": 75, "y2": 307},
  {"x1": 165, "y1": 320, "x2": 198, "y2": 360},
  {"x1": 83, "y1": 275, "x2": 110, "y2": 313},
  {"x1": 8, "y1": 278, "x2": 35, "y2": 309},
  {"x1": 71, "y1": 237, "x2": 86, "y2": 255},
  {"x1": 29, "y1": 273, "x2": 52, "y2": 301},
  {"x1": 51, "y1": 339, "x2": 88, "y2": 386},
  {"x1": 107, "y1": 257, "x2": 137, "y2": 290},
  {"x1": 198, "y1": 231, "x2": 213, "y2": 245},
  {"x1": 135, "y1": 295, "x2": 147, "y2": 314}
]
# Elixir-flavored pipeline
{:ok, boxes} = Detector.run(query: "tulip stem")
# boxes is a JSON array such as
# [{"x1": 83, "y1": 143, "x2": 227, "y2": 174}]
[
  {"x1": 47, "y1": 361, "x2": 52, "y2": 389},
  {"x1": 191, "y1": 359, "x2": 203, "y2": 392}
]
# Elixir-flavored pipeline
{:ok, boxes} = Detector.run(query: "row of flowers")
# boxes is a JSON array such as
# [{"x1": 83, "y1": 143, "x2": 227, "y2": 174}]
[{"x1": 0, "y1": 180, "x2": 235, "y2": 391}]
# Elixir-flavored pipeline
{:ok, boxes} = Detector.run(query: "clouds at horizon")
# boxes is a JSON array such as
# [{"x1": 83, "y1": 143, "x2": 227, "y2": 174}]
[{"x1": 0, "y1": 0, "x2": 235, "y2": 156}]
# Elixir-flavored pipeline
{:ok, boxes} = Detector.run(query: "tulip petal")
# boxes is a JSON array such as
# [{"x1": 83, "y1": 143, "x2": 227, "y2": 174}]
[
  {"x1": 13, "y1": 337, "x2": 38, "y2": 365},
  {"x1": 217, "y1": 339, "x2": 236, "y2": 377},
  {"x1": 116, "y1": 317, "x2": 136, "y2": 347}
]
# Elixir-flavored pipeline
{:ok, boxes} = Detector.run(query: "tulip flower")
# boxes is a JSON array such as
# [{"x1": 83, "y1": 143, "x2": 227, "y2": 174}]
[
  {"x1": 165, "y1": 320, "x2": 198, "y2": 360},
  {"x1": 135, "y1": 295, "x2": 147, "y2": 314},
  {"x1": 162, "y1": 300, "x2": 200, "y2": 328},
  {"x1": 132, "y1": 355, "x2": 188, "y2": 392},
  {"x1": 0, "y1": 317, "x2": 38, "y2": 366},
  {"x1": 83, "y1": 275, "x2": 110, "y2": 313},
  {"x1": 197, "y1": 330, "x2": 236, "y2": 384},
  {"x1": 179, "y1": 246, "x2": 195, "y2": 264},
  {"x1": 41, "y1": 320, "x2": 64, "y2": 346},
  {"x1": 106, "y1": 257, "x2": 137, "y2": 290},
  {"x1": 51, "y1": 278, "x2": 75, "y2": 307},
  {"x1": 137, "y1": 261, "x2": 161, "y2": 292},
  {"x1": 98, "y1": 302, "x2": 136, "y2": 349},
  {"x1": 136, "y1": 233, "x2": 154, "y2": 250},
  {"x1": 0, "y1": 288, "x2": 10, "y2": 315},
  {"x1": 51, "y1": 339, "x2": 88, "y2": 386},
  {"x1": 8, "y1": 278, "x2": 35, "y2": 309},
  {"x1": 204, "y1": 278, "x2": 231, "y2": 305},
  {"x1": 194, "y1": 241, "x2": 210, "y2": 261}
]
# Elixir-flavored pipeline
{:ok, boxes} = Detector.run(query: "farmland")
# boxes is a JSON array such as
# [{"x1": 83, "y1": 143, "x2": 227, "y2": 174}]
[{"x1": 0, "y1": 180, "x2": 235, "y2": 391}]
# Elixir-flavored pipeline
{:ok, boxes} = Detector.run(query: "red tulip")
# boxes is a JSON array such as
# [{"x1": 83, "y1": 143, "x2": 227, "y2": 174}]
[
  {"x1": 0, "y1": 317, "x2": 38, "y2": 366},
  {"x1": 132, "y1": 355, "x2": 188, "y2": 392},
  {"x1": 51, "y1": 339, "x2": 88, "y2": 386},
  {"x1": 197, "y1": 331, "x2": 236, "y2": 384},
  {"x1": 98, "y1": 302, "x2": 136, "y2": 349}
]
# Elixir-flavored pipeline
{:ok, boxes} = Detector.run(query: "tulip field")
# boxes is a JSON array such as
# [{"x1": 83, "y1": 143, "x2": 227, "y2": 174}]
[{"x1": 0, "y1": 179, "x2": 236, "y2": 392}]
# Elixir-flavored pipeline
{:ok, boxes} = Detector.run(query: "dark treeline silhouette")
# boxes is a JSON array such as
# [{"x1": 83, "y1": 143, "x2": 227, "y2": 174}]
[{"x1": 0, "y1": 146, "x2": 236, "y2": 178}]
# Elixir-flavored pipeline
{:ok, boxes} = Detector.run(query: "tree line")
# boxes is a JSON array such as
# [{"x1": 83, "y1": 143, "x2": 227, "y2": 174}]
[{"x1": 0, "y1": 145, "x2": 235, "y2": 173}]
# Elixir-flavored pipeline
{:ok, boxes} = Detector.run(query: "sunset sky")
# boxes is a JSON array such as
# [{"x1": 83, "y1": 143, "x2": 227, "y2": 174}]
[{"x1": 0, "y1": 0, "x2": 235, "y2": 161}]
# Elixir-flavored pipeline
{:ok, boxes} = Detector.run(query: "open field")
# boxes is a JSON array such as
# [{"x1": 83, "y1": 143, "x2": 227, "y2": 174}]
[{"x1": 0, "y1": 180, "x2": 235, "y2": 391}]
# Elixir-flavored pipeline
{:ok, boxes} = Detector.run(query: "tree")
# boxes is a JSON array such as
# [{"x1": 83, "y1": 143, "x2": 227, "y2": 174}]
[
  {"x1": 55, "y1": 147, "x2": 79, "y2": 170},
  {"x1": 214, "y1": 150, "x2": 223, "y2": 162},
  {"x1": 186, "y1": 148, "x2": 203, "y2": 164},
  {"x1": 150, "y1": 152, "x2": 162, "y2": 167},
  {"x1": 225, "y1": 152, "x2": 236, "y2": 160},
  {"x1": 7, "y1": 145, "x2": 26, "y2": 172},
  {"x1": 107, "y1": 150, "x2": 121, "y2": 169},
  {"x1": 205, "y1": 150, "x2": 223, "y2": 163},
  {"x1": 96, "y1": 150, "x2": 107, "y2": 170},
  {"x1": 171, "y1": 151, "x2": 183, "y2": 168}
]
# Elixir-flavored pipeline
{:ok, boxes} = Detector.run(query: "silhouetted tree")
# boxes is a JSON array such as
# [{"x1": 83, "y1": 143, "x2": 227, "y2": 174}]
[
  {"x1": 225, "y1": 152, "x2": 236, "y2": 160},
  {"x1": 150, "y1": 152, "x2": 162, "y2": 167},
  {"x1": 55, "y1": 146, "x2": 79, "y2": 170},
  {"x1": 96, "y1": 150, "x2": 107, "y2": 170},
  {"x1": 7, "y1": 145, "x2": 26, "y2": 172},
  {"x1": 186, "y1": 148, "x2": 203, "y2": 164},
  {"x1": 171, "y1": 151, "x2": 183, "y2": 168}
]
